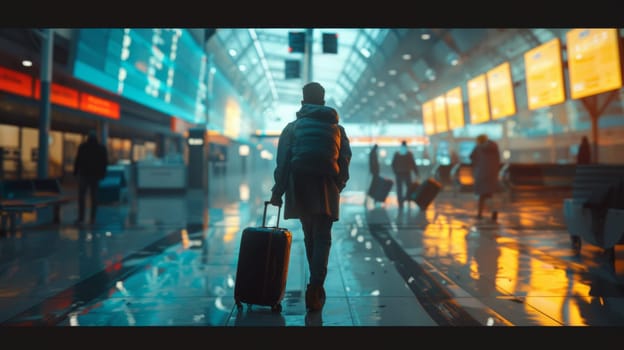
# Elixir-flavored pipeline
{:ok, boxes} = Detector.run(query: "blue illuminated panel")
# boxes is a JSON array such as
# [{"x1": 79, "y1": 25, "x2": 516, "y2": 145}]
[{"x1": 73, "y1": 28, "x2": 207, "y2": 124}]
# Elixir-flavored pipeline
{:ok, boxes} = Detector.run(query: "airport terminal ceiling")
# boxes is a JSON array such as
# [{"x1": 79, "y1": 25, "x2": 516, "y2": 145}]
[
  {"x1": 2, "y1": 28, "x2": 621, "y2": 138},
  {"x1": 205, "y1": 28, "x2": 575, "y2": 128}
]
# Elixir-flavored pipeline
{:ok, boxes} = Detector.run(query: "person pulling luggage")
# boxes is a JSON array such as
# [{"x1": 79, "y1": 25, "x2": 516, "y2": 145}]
[{"x1": 269, "y1": 82, "x2": 352, "y2": 312}]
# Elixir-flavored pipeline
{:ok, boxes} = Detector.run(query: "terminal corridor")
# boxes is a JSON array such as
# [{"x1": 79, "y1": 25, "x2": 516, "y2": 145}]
[{"x1": 2, "y1": 162, "x2": 624, "y2": 327}]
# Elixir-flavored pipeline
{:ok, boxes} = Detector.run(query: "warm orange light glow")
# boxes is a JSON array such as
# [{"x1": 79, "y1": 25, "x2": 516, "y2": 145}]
[
  {"x1": 458, "y1": 166, "x2": 474, "y2": 186},
  {"x1": 181, "y1": 228, "x2": 190, "y2": 249},
  {"x1": 171, "y1": 117, "x2": 194, "y2": 135},
  {"x1": 349, "y1": 136, "x2": 429, "y2": 146},
  {"x1": 495, "y1": 245, "x2": 519, "y2": 296},
  {"x1": 422, "y1": 100, "x2": 436, "y2": 135},
  {"x1": 527, "y1": 259, "x2": 574, "y2": 325},
  {"x1": 224, "y1": 98, "x2": 241, "y2": 139},
  {"x1": 433, "y1": 95, "x2": 448, "y2": 133}
]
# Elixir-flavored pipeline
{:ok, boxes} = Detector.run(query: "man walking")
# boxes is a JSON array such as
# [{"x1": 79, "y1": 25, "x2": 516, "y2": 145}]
[
  {"x1": 391, "y1": 140, "x2": 419, "y2": 209},
  {"x1": 269, "y1": 82, "x2": 352, "y2": 312},
  {"x1": 73, "y1": 130, "x2": 108, "y2": 225}
]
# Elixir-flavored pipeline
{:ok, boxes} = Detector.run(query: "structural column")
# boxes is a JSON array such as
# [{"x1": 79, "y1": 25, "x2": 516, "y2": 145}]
[
  {"x1": 37, "y1": 29, "x2": 53, "y2": 179},
  {"x1": 98, "y1": 120, "x2": 109, "y2": 149}
]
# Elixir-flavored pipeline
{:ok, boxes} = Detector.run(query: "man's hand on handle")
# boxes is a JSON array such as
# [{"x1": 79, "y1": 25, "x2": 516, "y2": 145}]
[{"x1": 269, "y1": 193, "x2": 283, "y2": 207}]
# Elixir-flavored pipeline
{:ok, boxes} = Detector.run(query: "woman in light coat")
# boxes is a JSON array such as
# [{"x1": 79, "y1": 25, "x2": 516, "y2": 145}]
[{"x1": 469, "y1": 134, "x2": 501, "y2": 220}]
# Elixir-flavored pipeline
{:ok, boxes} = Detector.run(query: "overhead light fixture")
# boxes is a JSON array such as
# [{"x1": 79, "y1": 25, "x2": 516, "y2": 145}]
[
  {"x1": 288, "y1": 31, "x2": 306, "y2": 53},
  {"x1": 402, "y1": 54, "x2": 411, "y2": 60},
  {"x1": 421, "y1": 33, "x2": 430, "y2": 40},
  {"x1": 21, "y1": 60, "x2": 32, "y2": 67}
]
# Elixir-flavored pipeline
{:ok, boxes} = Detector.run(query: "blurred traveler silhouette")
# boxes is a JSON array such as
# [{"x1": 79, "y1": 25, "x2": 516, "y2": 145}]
[
  {"x1": 469, "y1": 134, "x2": 501, "y2": 220},
  {"x1": 73, "y1": 130, "x2": 108, "y2": 225},
  {"x1": 450, "y1": 150, "x2": 460, "y2": 165},
  {"x1": 269, "y1": 82, "x2": 352, "y2": 312},
  {"x1": 369, "y1": 144, "x2": 380, "y2": 177},
  {"x1": 577, "y1": 135, "x2": 591, "y2": 165},
  {"x1": 391, "y1": 140, "x2": 419, "y2": 209}
]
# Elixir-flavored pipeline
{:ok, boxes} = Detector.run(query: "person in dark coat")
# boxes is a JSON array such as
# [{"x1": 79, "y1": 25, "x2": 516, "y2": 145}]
[
  {"x1": 369, "y1": 144, "x2": 380, "y2": 177},
  {"x1": 391, "y1": 140, "x2": 419, "y2": 209},
  {"x1": 270, "y1": 82, "x2": 352, "y2": 312},
  {"x1": 577, "y1": 136, "x2": 591, "y2": 164},
  {"x1": 469, "y1": 134, "x2": 501, "y2": 220},
  {"x1": 73, "y1": 130, "x2": 108, "y2": 225}
]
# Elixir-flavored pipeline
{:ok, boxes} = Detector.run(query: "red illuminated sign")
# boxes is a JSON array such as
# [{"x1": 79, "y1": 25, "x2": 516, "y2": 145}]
[
  {"x1": 80, "y1": 93, "x2": 120, "y2": 119},
  {"x1": 34, "y1": 81, "x2": 80, "y2": 109},
  {"x1": 0, "y1": 66, "x2": 33, "y2": 97}
]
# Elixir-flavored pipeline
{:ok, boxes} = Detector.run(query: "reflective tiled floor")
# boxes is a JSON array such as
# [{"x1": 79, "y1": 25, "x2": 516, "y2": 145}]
[{"x1": 2, "y1": 162, "x2": 624, "y2": 329}]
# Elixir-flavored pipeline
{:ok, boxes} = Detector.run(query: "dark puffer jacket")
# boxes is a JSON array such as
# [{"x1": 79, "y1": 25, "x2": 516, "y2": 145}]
[
  {"x1": 291, "y1": 105, "x2": 341, "y2": 176},
  {"x1": 271, "y1": 104, "x2": 352, "y2": 221}
]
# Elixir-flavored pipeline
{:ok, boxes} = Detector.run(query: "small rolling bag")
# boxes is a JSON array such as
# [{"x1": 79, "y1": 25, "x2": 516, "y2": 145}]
[
  {"x1": 234, "y1": 201, "x2": 292, "y2": 312},
  {"x1": 368, "y1": 175, "x2": 394, "y2": 202},
  {"x1": 410, "y1": 177, "x2": 442, "y2": 210}
]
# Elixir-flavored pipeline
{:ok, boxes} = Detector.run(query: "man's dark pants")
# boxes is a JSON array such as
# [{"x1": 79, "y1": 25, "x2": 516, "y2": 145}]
[
  {"x1": 299, "y1": 213, "x2": 333, "y2": 287},
  {"x1": 77, "y1": 175, "x2": 100, "y2": 223}
]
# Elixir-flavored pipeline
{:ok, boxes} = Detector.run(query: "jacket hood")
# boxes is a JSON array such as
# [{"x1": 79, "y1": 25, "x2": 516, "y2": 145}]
[
  {"x1": 481, "y1": 140, "x2": 499, "y2": 154},
  {"x1": 296, "y1": 104, "x2": 339, "y2": 123}
]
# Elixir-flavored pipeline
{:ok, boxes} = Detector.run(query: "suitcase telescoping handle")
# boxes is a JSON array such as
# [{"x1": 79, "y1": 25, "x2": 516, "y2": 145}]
[{"x1": 263, "y1": 201, "x2": 282, "y2": 228}]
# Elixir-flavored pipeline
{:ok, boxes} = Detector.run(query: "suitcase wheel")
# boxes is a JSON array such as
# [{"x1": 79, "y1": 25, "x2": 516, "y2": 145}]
[{"x1": 271, "y1": 303, "x2": 282, "y2": 313}]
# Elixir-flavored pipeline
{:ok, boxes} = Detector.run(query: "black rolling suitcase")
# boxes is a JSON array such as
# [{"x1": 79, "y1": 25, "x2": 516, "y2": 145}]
[
  {"x1": 410, "y1": 177, "x2": 442, "y2": 210},
  {"x1": 368, "y1": 175, "x2": 394, "y2": 202},
  {"x1": 234, "y1": 201, "x2": 292, "y2": 312}
]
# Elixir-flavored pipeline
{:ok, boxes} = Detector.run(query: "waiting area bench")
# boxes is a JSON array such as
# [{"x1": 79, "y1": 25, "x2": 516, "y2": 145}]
[
  {"x1": 98, "y1": 165, "x2": 129, "y2": 204},
  {"x1": 499, "y1": 163, "x2": 576, "y2": 201},
  {"x1": 0, "y1": 178, "x2": 75, "y2": 233},
  {"x1": 563, "y1": 165, "x2": 624, "y2": 258},
  {"x1": 448, "y1": 163, "x2": 507, "y2": 196}
]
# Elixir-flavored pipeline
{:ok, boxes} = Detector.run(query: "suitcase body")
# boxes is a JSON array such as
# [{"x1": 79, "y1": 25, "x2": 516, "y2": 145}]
[
  {"x1": 410, "y1": 177, "x2": 442, "y2": 210},
  {"x1": 406, "y1": 180, "x2": 421, "y2": 202},
  {"x1": 368, "y1": 176, "x2": 394, "y2": 202},
  {"x1": 234, "y1": 201, "x2": 292, "y2": 312}
]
